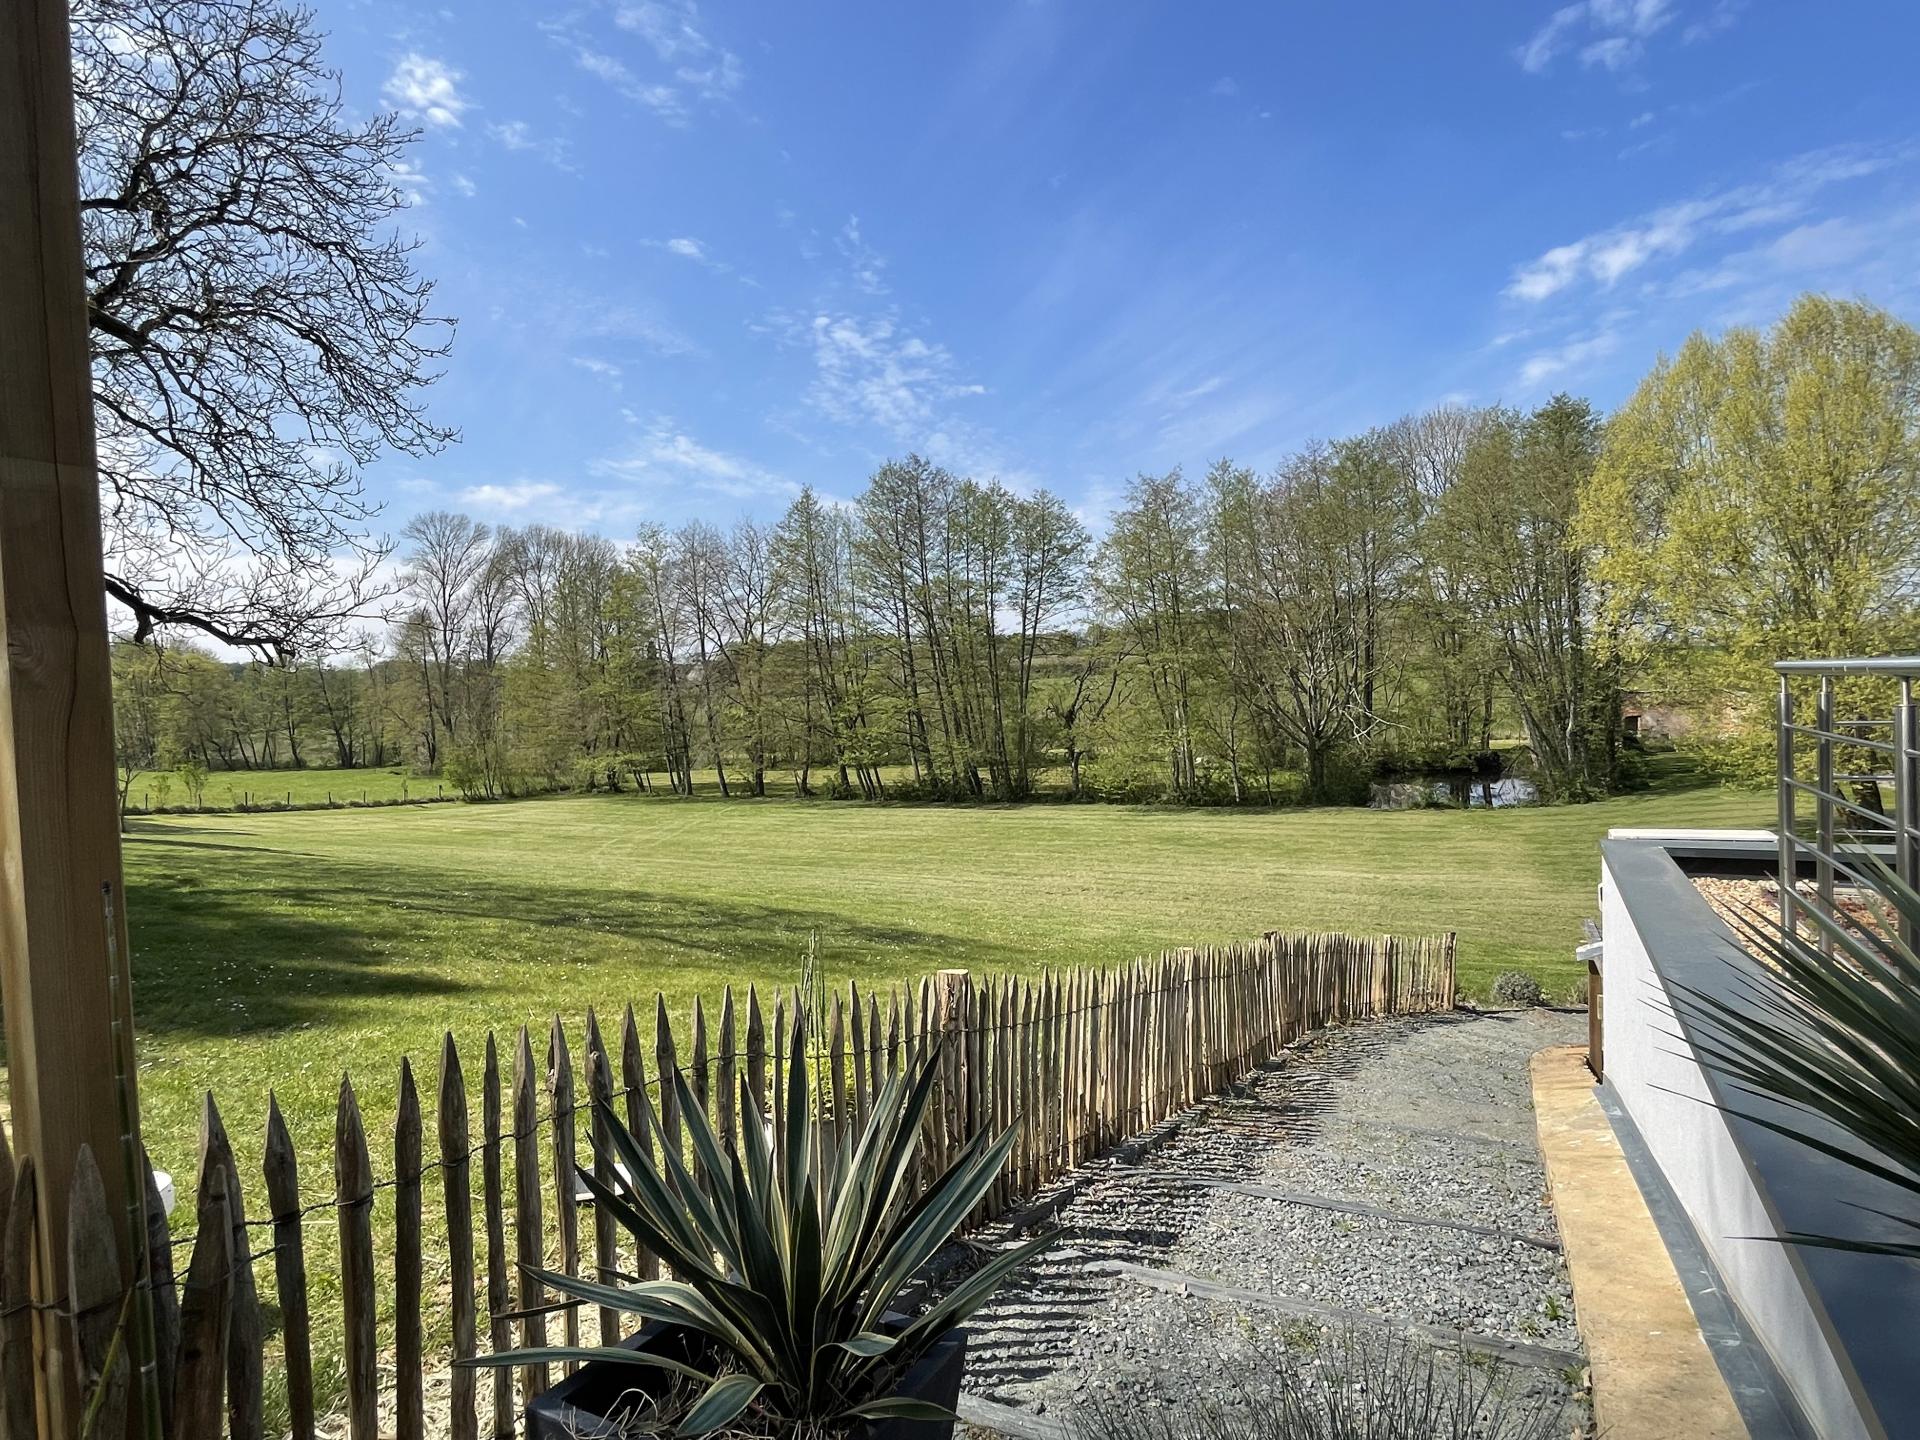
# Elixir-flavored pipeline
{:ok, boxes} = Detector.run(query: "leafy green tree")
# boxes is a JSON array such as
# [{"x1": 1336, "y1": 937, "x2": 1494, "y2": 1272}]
[
  {"x1": 1448, "y1": 397, "x2": 1618, "y2": 800},
  {"x1": 1383, "y1": 405, "x2": 1502, "y2": 758},
  {"x1": 1098, "y1": 471, "x2": 1211, "y2": 800},
  {"x1": 1235, "y1": 446, "x2": 1378, "y2": 803},
  {"x1": 1583, "y1": 294, "x2": 1920, "y2": 697}
]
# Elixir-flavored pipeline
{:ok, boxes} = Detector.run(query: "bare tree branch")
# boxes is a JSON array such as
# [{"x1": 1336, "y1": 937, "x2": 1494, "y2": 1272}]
[{"x1": 72, "y1": 0, "x2": 454, "y2": 658}]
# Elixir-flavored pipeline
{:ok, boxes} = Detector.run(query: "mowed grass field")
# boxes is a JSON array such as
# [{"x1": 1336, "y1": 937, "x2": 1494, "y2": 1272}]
[
  {"x1": 126, "y1": 763, "x2": 428, "y2": 808},
  {"x1": 121, "y1": 767, "x2": 1772, "y2": 1183}
]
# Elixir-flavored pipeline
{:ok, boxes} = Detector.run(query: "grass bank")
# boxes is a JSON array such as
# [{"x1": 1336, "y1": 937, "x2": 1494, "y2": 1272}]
[{"x1": 123, "y1": 762, "x2": 1769, "y2": 1181}]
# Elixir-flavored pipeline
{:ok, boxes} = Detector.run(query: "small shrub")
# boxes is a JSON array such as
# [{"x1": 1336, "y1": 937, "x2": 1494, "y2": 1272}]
[
  {"x1": 174, "y1": 759, "x2": 208, "y2": 807},
  {"x1": 1491, "y1": 971, "x2": 1546, "y2": 1007}
]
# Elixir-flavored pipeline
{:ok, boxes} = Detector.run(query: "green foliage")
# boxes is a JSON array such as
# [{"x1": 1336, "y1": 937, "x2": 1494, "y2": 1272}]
[
  {"x1": 115, "y1": 760, "x2": 1769, "y2": 1424},
  {"x1": 469, "y1": 1027, "x2": 1051, "y2": 1433},
  {"x1": 1490, "y1": 971, "x2": 1545, "y2": 1007},
  {"x1": 174, "y1": 760, "x2": 207, "y2": 808},
  {"x1": 1444, "y1": 396, "x2": 1620, "y2": 801},
  {"x1": 1584, "y1": 293, "x2": 1920, "y2": 714},
  {"x1": 1672, "y1": 857, "x2": 1920, "y2": 1258},
  {"x1": 440, "y1": 746, "x2": 490, "y2": 800}
]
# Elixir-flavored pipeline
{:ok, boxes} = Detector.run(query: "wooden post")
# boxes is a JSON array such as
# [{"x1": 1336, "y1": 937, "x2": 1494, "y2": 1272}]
[
  {"x1": 480, "y1": 1036, "x2": 512, "y2": 1439},
  {"x1": 511, "y1": 1028, "x2": 549, "y2": 1401},
  {"x1": 546, "y1": 1017, "x2": 580, "y2": 1358},
  {"x1": 264, "y1": 1097, "x2": 314, "y2": 1440},
  {"x1": 335, "y1": 1078, "x2": 377, "y2": 1440},
  {"x1": 717, "y1": 987, "x2": 737, "y2": 1156},
  {"x1": 583, "y1": 1011, "x2": 621, "y2": 1343},
  {"x1": 436, "y1": 1036, "x2": 478, "y2": 1440},
  {"x1": 395, "y1": 1061, "x2": 425, "y2": 1440},
  {"x1": 0, "y1": 0, "x2": 142, "y2": 1428},
  {"x1": 201, "y1": 1097, "x2": 260, "y2": 1440}
]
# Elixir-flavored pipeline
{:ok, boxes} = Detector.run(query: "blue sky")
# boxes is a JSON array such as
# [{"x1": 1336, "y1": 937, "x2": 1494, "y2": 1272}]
[{"x1": 329, "y1": 0, "x2": 1920, "y2": 535}]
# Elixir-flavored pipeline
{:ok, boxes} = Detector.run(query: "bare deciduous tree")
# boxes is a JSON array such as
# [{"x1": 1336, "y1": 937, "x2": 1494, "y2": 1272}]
[{"x1": 73, "y1": 0, "x2": 454, "y2": 657}]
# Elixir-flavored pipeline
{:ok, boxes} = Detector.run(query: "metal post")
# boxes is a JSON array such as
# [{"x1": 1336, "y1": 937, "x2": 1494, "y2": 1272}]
[
  {"x1": 1777, "y1": 676, "x2": 1797, "y2": 938},
  {"x1": 1898, "y1": 678, "x2": 1918, "y2": 950},
  {"x1": 1815, "y1": 677, "x2": 1835, "y2": 954}
]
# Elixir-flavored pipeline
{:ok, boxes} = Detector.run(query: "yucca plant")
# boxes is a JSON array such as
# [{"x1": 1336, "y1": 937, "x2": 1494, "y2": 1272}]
[
  {"x1": 1671, "y1": 853, "x2": 1920, "y2": 1258},
  {"x1": 466, "y1": 1010, "x2": 1053, "y2": 1435}
]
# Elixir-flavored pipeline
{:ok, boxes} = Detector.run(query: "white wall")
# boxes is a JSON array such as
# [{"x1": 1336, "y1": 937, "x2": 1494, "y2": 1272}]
[{"x1": 1601, "y1": 850, "x2": 1873, "y2": 1440}]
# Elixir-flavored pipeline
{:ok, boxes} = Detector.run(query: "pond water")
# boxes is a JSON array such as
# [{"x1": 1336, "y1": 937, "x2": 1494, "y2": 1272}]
[{"x1": 1367, "y1": 773, "x2": 1540, "y2": 809}]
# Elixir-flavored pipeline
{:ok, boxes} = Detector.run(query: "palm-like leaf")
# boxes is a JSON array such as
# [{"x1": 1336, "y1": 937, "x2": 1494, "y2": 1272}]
[
  {"x1": 463, "y1": 1003, "x2": 1053, "y2": 1432},
  {"x1": 1670, "y1": 853, "x2": 1920, "y2": 1258}
]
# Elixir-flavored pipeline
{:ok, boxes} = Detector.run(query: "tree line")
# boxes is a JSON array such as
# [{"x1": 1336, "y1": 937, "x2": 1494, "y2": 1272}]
[
  {"x1": 115, "y1": 396, "x2": 1623, "y2": 806},
  {"x1": 114, "y1": 295, "x2": 1920, "y2": 809}
]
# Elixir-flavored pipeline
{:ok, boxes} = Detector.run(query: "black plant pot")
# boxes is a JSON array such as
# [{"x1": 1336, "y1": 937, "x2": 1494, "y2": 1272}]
[{"x1": 525, "y1": 1319, "x2": 968, "y2": 1440}]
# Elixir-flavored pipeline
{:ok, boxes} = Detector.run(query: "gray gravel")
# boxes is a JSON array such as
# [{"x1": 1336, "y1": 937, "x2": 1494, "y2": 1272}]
[{"x1": 960, "y1": 1008, "x2": 1589, "y2": 1421}]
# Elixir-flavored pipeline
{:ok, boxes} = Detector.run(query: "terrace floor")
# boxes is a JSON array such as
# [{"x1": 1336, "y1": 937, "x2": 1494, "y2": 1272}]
[{"x1": 958, "y1": 1008, "x2": 1590, "y2": 1434}]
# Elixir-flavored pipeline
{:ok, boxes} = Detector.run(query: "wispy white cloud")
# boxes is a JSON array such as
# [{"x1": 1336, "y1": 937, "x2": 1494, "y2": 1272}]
[
  {"x1": 571, "y1": 356, "x2": 624, "y2": 383},
  {"x1": 647, "y1": 236, "x2": 747, "y2": 281},
  {"x1": 387, "y1": 157, "x2": 432, "y2": 206},
  {"x1": 503, "y1": 273, "x2": 703, "y2": 360},
  {"x1": 836, "y1": 217, "x2": 888, "y2": 296},
  {"x1": 1504, "y1": 143, "x2": 1904, "y2": 302},
  {"x1": 615, "y1": 0, "x2": 743, "y2": 96},
  {"x1": 794, "y1": 313, "x2": 984, "y2": 437},
  {"x1": 487, "y1": 120, "x2": 577, "y2": 172},
  {"x1": 1682, "y1": 0, "x2": 1744, "y2": 43},
  {"x1": 1518, "y1": 327, "x2": 1621, "y2": 386},
  {"x1": 567, "y1": 42, "x2": 688, "y2": 123},
  {"x1": 593, "y1": 419, "x2": 795, "y2": 499},
  {"x1": 460, "y1": 481, "x2": 564, "y2": 512},
  {"x1": 1209, "y1": 76, "x2": 1239, "y2": 98},
  {"x1": 1514, "y1": 0, "x2": 1678, "y2": 75},
  {"x1": 1663, "y1": 204, "x2": 1920, "y2": 304},
  {"x1": 552, "y1": 0, "x2": 742, "y2": 125},
  {"x1": 384, "y1": 54, "x2": 471, "y2": 129}
]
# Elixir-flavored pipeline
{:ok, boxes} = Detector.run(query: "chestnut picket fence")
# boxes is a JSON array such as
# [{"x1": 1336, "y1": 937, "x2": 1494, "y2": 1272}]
[{"x1": 0, "y1": 928, "x2": 1453, "y2": 1440}]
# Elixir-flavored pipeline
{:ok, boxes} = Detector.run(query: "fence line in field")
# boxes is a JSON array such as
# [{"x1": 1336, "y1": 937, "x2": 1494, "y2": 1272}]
[{"x1": 2, "y1": 928, "x2": 1454, "y2": 1440}]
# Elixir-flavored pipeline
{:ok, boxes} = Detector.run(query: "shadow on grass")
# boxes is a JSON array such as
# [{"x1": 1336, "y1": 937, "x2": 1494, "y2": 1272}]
[{"x1": 123, "y1": 832, "x2": 1020, "y2": 1042}]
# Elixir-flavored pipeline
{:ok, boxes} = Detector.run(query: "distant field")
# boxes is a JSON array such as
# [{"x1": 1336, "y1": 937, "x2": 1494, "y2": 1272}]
[
  {"x1": 125, "y1": 764, "x2": 429, "y2": 808},
  {"x1": 121, "y1": 765, "x2": 1772, "y2": 1184},
  {"x1": 121, "y1": 762, "x2": 1043, "y2": 809}
]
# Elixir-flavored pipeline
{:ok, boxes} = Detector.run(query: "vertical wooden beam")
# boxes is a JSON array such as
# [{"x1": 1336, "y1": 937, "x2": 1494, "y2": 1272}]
[
  {"x1": 394, "y1": 1060, "x2": 425, "y2": 1440},
  {"x1": 436, "y1": 1036, "x2": 477, "y2": 1440},
  {"x1": 511, "y1": 1028, "x2": 548, "y2": 1401},
  {"x1": 479, "y1": 1036, "x2": 512, "y2": 1440},
  {"x1": 335, "y1": 1078, "x2": 377, "y2": 1440},
  {"x1": 0, "y1": 0, "x2": 140, "y2": 1429},
  {"x1": 264, "y1": 1097, "x2": 314, "y2": 1440}
]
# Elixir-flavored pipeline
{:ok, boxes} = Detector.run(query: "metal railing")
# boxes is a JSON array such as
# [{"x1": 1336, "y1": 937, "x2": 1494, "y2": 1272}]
[{"x1": 1775, "y1": 657, "x2": 1920, "y2": 946}]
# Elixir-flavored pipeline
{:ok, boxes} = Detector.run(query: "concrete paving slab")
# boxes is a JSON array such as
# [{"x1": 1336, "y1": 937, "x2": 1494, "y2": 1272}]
[{"x1": 1532, "y1": 1044, "x2": 1748, "y2": 1440}]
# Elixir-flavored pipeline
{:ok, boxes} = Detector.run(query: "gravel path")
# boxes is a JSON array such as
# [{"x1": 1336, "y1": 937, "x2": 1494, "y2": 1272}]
[{"x1": 961, "y1": 1007, "x2": 1588, "y2": 1423}]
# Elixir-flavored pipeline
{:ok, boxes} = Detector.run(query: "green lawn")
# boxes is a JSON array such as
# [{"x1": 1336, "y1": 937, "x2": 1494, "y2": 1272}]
[
  {"x1": 124, "y1": 767, "x2": 1771, "y2": 1181},
  {"x1": 126, "y1": 763, "x2": 433, "y2": 808},
  {"x1": 113, "y1": 765, "x2": 1769, "y2": 1418}
]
